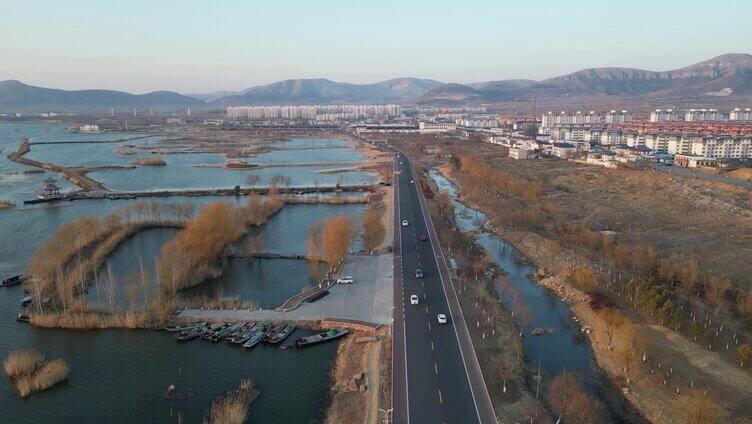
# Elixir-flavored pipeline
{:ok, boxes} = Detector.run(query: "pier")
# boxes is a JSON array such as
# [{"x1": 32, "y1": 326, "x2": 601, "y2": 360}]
[{"x1": 22, "y1": 184, "x2": 381, "y2": 204}]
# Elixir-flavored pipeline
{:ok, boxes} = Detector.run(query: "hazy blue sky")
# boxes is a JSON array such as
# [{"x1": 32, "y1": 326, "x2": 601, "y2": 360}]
[{"x1": 1, "y1": 0, "x2": 749, "y2": 93}]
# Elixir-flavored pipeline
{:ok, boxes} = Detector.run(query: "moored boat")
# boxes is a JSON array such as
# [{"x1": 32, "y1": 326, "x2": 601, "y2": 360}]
[
  {"x1": 296, "y1": 328, "x2": 349, "y2": 347},
  {"x1": 267, "y1": 323, "x2": 296, "y2": 344},
  {"x1": 1, "y1": 275, "x2": 24, "y2": 287},
  {"x1": 175, "y1": 329, "x2": 200, "y2": 342},
  {"x1": 16, "y1": 313, "x2": 30, "y2": 322},
  {"x1": 241, "y1": 321, "x2": 272, "y2": 349}
]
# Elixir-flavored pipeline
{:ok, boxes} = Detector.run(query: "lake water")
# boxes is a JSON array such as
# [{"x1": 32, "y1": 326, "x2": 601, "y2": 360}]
[
  {"x1": 429, "y1": 170, "x2": 636, "y2": 423},
  {"x1": 0, "y1": 122, "x2": 373, "y2": 423}
]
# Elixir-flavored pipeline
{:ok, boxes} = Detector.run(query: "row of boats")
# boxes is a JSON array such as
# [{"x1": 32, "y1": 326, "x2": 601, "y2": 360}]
[{"x1": 163, "y1": 321, "x2": 349, "y2": 348}]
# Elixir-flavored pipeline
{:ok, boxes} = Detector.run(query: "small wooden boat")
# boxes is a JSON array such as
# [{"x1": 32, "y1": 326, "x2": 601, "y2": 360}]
[
  {"x1": 305, "y1": 290, "x2": 329, "y2": 303},
  {"x1": 267, "y1": 324, "x2": 296, "y2": 344},
  {"x1": 175, "y1": 329, "x2": 200, "y2": 342},
  {"x1": 20, "y1": 295, "x2": 32, "y2": 307},
  {"x1": 242, "y1": 322, "x2": 272, "y2": 349},
  {"x1": 265, "y1": 323, "x2": 285, "y2": 340},
  {"x1": 163, "y1": 322, "x2": 204, "y2": 333},
  {"x1": 216, "y1": 322, "x2": 244, "y2": 339},
  {"x1": 1, "y1": 275, "x2": 24, "y2": 287},
  {"x1": 296, "y1": 328, "x2": 349, "y2": 347},
  {"x1": 16, "y1": 313, "x2": 30, "y2": 322}
]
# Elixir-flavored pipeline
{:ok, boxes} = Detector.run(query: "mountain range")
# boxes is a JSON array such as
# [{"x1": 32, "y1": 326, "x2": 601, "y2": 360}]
[{"x1": 1, "y1": 53, "x2": 750, "y2": 112}]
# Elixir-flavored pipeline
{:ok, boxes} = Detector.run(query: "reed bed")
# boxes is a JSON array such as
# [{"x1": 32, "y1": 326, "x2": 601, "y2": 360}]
[
  {"x1": 4, "y1": 350, "x2": 45, "y2": 379},
  {"x1": 15, "y1": 359, "x2": 70, "y2": 398},
  {"x1": 131, "y1": 157, "x2": 167, "y2": 166},
  {"x1": 0, "y1": 199, "x2": 14, "y2": 209},
  {"x1": 205, "y1": 378, "x2": 258, "y2": 424},
  {"x1": 4, "y1": 351, "x2": 69, "y2": 398}
]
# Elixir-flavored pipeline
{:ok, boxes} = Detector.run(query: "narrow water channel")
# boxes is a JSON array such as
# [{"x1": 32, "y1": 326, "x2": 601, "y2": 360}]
[{"x1": 429, "y1": 170, "x2": 640, "y2": 423}]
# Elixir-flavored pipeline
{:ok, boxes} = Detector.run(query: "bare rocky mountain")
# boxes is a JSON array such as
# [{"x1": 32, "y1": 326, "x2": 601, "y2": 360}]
[
  {"x1": 412, "y1": 53, "x2": 752, "y2": 106},
  {"x1": 0, "y1": 80, "x2": 202, "y2": 112},
  {"x1": 212, "y1": 77, "x2": 443, "y2": 105}
]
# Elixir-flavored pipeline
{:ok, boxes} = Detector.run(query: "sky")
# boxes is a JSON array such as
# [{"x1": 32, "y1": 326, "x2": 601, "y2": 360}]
[{"x1": 0, "y1": 0, "x2": 749, "y2": 94}]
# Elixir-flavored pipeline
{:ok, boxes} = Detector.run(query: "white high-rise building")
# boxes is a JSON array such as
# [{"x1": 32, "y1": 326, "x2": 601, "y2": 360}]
[
  {"x1": 604, "y1": 110, "x2": 632, "y2": 124},
  {"x1": 649, "y1": 109, "x2": 680, "y2": 123},
  {"x1": 730, "y1": 108, "x2": 752, "y2": 121},
  {"x1": 685, "y1": 108, "x2": 723, "y2": 122}
]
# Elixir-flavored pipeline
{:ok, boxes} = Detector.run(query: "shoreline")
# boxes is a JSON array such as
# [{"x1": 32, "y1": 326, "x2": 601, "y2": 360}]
[{"x1": 435, "y1": 165, "x2": 647, "y2": 423}]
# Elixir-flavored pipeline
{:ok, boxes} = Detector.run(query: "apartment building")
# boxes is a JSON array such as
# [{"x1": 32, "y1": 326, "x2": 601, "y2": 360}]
[
  {"x1": 690, "y1": 137, "x2": 752, "y2": 159},
  {"x1": 730, "y1": 108, "x2": 752, "y2": 121},
  {"x1": 604, "y1": 110, "x2": 632, "y2": 124},
  {"x1": 649, "y1": 109, "x2": 680, "y2": 123},
  {"x1": 419, "y1": 122, "x2": 456, "y2": 134},
  {"x1": 685, "y1": 108, "x2": 724, "y2": 122}
]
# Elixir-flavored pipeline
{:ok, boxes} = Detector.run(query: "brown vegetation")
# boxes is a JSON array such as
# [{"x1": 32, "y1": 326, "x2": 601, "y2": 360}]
[
  {"x1": 362, "y1": 207, "x2": 385, "y2": 253},
  {"x1": 204, "y1": 378, "x2": 259, "y2": 424},
  {"x1": 0, "y1": 199, "x2": 14, "y2": 209},
  {"x1": 547, "y1": 372, "x2": 606, "y2": 424},
  {"x1": 4, "y1": 351, "x2": 45, "y2": 379},
  {"x1": 159, "y1": 195, "x2": 283, "y2": 294},
  {"x1": 677, "y1": 389, "x2": 726, "y2": 424},
  {"x1": 4, "y1": 351, "x2": 69, "y2": 398},
  {"x1": 26, "y1": 201, "x2": 195, "y2": 309},
  {"x1": 131, "y1": 156, "x2": 167, "y2": 166},
  {"x1": 307, "y1": 214, "x2": 354, "y2": 273}
]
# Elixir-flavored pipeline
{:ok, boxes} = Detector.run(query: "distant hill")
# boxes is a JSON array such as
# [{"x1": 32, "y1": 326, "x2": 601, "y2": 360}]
[
  {"x1": 212, "y1": 78, "x2": 443, "y2": 105},
  {"x1": 5, "y1": 53, "x2": 751, "y2": 111},
  {"x1": 0, "y1": 80, "x2": 202, "y2": 112},
  {"x1": 410, "y1": 53, "x2": 752, "y2": 106},
  {"x1": 184, "y1": 90, "x2": 239, "y2": 102}
]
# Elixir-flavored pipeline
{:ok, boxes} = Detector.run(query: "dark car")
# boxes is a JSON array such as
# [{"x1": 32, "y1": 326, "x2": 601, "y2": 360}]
[
  {"x1": 415, "y1": 269, "x2": 424, "y2": 278},
  {"x1": 420, "y1": 234, "x2": 428, "y2": 241}
]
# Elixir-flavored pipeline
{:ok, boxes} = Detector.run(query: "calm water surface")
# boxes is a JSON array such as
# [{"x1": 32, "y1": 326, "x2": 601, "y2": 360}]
[{"x1": 0, "y1": 123, "x2": 371, "y2": 423}]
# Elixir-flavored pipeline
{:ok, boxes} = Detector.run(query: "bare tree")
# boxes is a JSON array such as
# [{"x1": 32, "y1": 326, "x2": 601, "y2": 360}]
[{"x1": 678, "y1": 389, "x2": 725, "y2": 424}]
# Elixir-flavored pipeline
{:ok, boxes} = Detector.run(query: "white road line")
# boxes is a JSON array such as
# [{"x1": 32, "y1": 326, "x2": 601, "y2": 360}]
[
  {"x1": 434, "y1": 363, "x2": 438, "y2": 374},
  {"x1": 439, "y1": 389, "x2": 443, "y2": 404},
  {"x1": 431, "y1": 340, "x2": 435, "y2": 351}
]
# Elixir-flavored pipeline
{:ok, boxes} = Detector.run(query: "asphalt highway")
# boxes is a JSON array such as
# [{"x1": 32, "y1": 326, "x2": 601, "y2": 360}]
[{"x1": 374, "y1": 138, "x2": 496, "y2": 424}]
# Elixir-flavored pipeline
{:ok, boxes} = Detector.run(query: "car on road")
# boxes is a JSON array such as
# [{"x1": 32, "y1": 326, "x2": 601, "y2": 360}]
[
  {"x1": 437, "y1": 314, "x2": 448, "y2": 324},
  {"x1": 420, "y1": 234, "x2": 428, "y2": 241},
  {"x1": 336, "y1": 276, "x2": 354, "y2": 284},
  {"x1": 410, "y1": 180, "x2": 414, "y2": 184},
  {"x1": 402, "y1": 220, "x2": 408, "y2": 226},
  {"x1": 415, "y1": 269, "x2": 423, "y2": 278},
  {"x1": 410, "y1": 294, "x2": 419, "y2": 305}
]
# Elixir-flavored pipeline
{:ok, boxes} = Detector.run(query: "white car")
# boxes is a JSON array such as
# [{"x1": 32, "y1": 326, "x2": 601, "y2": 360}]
[
  {"x1": 410, "y1": 294, "x2": 419, "y2": 305},
  {"x1": 410, "y1": 180, "x2": 414, "y2": 184},
  {"x1": 336, "y1": 276, "x2": 354, "y2": 284},
  {"x1": 402, "y1": 220, "x2": 408, "y2": 226},
  {"x1": 437, "y1": 314, "x2": 448, "y2": 324}
]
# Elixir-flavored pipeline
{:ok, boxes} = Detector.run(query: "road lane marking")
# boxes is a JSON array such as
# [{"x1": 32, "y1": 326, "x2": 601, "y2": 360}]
[
  {"x1": 425, "y1": 306, "x2": 428, "y2": 315},
  {"x1": 434, "y1": 363, "x2": 438, "y2": 374},
  {"x1": 428, "y1": 322, "x2": 431, "y2": 331},
  {"x1": 431, "y1": 340, "x2": 434, "y2": 350},
  {"x1": 439, "y1": 389, "x2": 443, "y2": 404}
]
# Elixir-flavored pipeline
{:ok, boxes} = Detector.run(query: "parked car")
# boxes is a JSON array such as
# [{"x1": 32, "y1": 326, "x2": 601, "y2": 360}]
[
  {"x1": 336, "y1": 276, "x2": 354, "y2": 284},
  {"x1": 437, "y1": 314, "x2": 448, "y2": 324},
  {"x1": 410, "y1": 294, "x2": 419, "y2": 305},
  {"x1": 415, "y1": 269, "x2": 424, "y2": 278}
]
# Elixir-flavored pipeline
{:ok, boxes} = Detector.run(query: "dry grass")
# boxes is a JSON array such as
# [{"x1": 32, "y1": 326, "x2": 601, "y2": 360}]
[
  {"x1": 4, "y1": 351, "x2": 44, "y2": 379},
  {"x1": 282, "y1": 194, "x2": 371, "y2": 205},
  {"x1": 205, "y1": 378, "x2": 258, "y2": 424},
  {"x1": 131, "y1": 156, "x2": 166, "y2": 166},
  {"x1": 0, "y1": 199, "x2": 14, "y2": 209},
  {"x1": 726, "y1": 168, "x2": 752, "y2": 181},
  {"x1": 15, "y1": 359, "x2": 70, "y2": 398},
  {"x1": 30, "y1": 310, "x2": 157, "y2": 330},
  {"x1": 5, "y1": 352, "x2": 69, "y2": 398}
]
